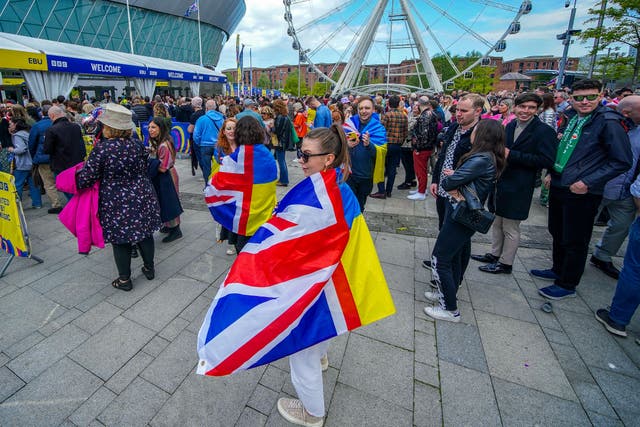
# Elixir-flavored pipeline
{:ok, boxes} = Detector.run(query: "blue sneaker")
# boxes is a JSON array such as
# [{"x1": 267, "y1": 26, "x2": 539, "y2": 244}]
[
  {"x1": 538, "y1": 285, "x2": 576, "y2": 300},
  {"x1": 530, "y1": 269, "x2": 559, "y2": 281}
]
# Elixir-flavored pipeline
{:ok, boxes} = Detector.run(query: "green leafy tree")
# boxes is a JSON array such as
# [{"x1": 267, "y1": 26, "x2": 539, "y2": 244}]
[
  {"x1": 580, "y1": 0, "x2": 640, "y2": 86},
  {"x1": 357, "y1": 69, "x2": 369, "y2": 86},
  {"x1": 257, "y1": 73, "x2": 271, "y2": 89},
  {"x1": 312, "y1": 81, "x2": 330, "y2": 96},
  {"x1": 283, "y1": 71, "x2": 310, "y2": 96},
  {"x1": 452, "y1": 65, "x2": 496, "y2": 94}
]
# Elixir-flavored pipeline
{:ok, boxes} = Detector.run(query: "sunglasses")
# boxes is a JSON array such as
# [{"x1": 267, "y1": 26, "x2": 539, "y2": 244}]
[
  {"x1": 297, "y1": 149, "x2": 330, "y2": 163},
  {"x1": 572, "y1": 94, "x2": 599, "y2": 102}
]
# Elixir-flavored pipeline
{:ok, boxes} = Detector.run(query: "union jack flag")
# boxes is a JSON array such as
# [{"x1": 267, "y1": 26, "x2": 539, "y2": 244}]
[
  {"x1": 197, "y1": 169, "x2": 395, "y2": 376},
  {"x1": 184, "y1": 1, "x2": 198, "y2": 17},
  {"x1": 204, "y1": 144, "x2": 277, "y2": 236}
]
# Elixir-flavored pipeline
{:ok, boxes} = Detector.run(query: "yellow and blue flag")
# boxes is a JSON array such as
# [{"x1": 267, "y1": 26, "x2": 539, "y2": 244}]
[
  {"x1": 344, "y1": 114, "x2": 387, "y2": 183},
  {"x1": 197, "y1": 169, "x2": 395, "y2": 376},
  {"x1": 204, "y1": 144, "x2": 277, "y2": 237}
]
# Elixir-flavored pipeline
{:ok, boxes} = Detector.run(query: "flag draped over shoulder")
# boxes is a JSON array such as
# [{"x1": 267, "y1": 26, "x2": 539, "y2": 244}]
[
  {"x1": 346, "y1": 114, "x2": 387, "y2": 183},
  {"x1": 197, "y1": 169, "x2": 395, "y2": 377},
  {"x1": 204, "y1": 144, "x2": 277, "y2": 237}
]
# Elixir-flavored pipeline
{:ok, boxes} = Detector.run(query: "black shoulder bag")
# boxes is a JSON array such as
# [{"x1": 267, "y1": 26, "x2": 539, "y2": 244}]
[{"x1": 451, "y1": 183, "x2": 495, "y2": 234}]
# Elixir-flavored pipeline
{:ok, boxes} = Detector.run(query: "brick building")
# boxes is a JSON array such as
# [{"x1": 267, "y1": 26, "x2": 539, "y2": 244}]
[{"x1": 495, "y1": 55, "x2": 580, "y2": 91}]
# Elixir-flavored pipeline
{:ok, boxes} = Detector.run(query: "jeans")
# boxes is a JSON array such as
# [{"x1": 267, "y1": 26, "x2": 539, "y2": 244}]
[
  {"x1": 400, "y1": 147, "x2": 415, "y2": 184},
  {"x1": 609, "y1": 217, "x2": 640, "y2": 326},
  {"x1": 274, "y1": 148, "x2": 289, "y2": 185},
  {"x1": 377, "y1": 144, "x2": 402, "y2": 194},
  {"x1": 112, "y1": 235, "x2": 154, "y2": 279},
  {"x1": 431, "y1": 201, "x2": 475, "y2": 311},
  {"x1": 199, "y1": 145, "x2": 215, "y2": 183},
  {"x1": 549, "y1": 187, "x2": 602, "y2": 290},
  {"x1": 14, "y1": 169, "x2": 42, "y2": 207},
  {"x1": 593, "y1": 197, "x2": 637, "y2": 263},
  {"x1": 347, "y1": 175, "x2": 373, "y2": 213}
]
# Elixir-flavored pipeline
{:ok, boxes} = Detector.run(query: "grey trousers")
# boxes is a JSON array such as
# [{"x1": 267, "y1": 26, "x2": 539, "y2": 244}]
[
  {"x1": 491, "y1": 215, "x2": 521, "y2": 266},
  {"x1": 593, "y1": 197, "x2": 637, "y2": 262}
]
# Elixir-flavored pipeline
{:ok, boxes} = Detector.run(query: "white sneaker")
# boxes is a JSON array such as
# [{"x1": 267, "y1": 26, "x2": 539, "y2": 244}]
[
  {"x1": 226, "y1": 247, "x2": 236, "y2": 255},
  {"x1": 424, "y1": 305, "x2": 460, "y2": 322},
  {"x1": 424, "y1": 290, "x2": 443, "y2": 302},
  {"x1": 277, "y1": 398, "x2": 324, "y2": 427},
  {"x1": 407, "y1": 192, "x2": 426, "y2": 200},
  {"x1": 409, "y1": 189, "x2": 419, "y2": 195},
  {"x1": 320, "y1": 354, "x2": 329, "y2": 372}
]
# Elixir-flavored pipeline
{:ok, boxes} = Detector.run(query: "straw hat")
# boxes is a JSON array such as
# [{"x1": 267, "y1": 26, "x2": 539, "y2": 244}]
[{"x1": 98, "y1": 103, "x2": 133, "y2": 130}]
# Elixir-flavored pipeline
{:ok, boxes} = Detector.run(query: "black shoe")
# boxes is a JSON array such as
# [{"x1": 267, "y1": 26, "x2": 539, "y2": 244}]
[
  {"x1": 386, "y1": 191, "x2": 392, "y2": 198},
  {"x1": 410, "y1": 180, "x2": 417, "y2": 187},
  {"x1": 160, "y1": 226, "x2": 170, "y2": 234},
  {"x1": 470, "y1": 253, "x2": 499, "y2": 263},
  {"x1": 422, "y1": 260, "x2": 431, "y2": 269},
  {"x1": 590, "y1": 256, "x2": 620, "y2": 280},
  {"x1": 162, "y1": 226, "x2": 183, "y2": 243},
  {"x1": 47, "y1": 207, "x2": 63, "y2": 214},
  {"x1": 141, "y1": 265, "x2": 155, "y2": 280},
  {"x1": 131, "y1": 245, "x2": 139, "y2": 258},
  {"x1": 595, "y1": 309, "x2": 627, "y2": 337},
  {"x1": 479, "y1": 262, "x2": 512, "y2": 274},
  {"x1": 397, "y1": 182, "x2": 412, "y2": 190},
  {"x1": 369, "y1": 192, "x2": 386, "y2": 199}
]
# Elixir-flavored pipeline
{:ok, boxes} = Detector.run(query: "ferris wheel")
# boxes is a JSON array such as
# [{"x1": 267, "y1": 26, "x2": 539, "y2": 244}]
[{"x1": 284, "y1": 0, "x2": 533, "y2": 96}]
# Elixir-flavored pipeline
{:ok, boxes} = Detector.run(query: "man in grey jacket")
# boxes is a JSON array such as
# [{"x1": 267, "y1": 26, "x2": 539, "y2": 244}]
[{"x1": 590, "y1": 95, "x2": 640, "y2": 279}]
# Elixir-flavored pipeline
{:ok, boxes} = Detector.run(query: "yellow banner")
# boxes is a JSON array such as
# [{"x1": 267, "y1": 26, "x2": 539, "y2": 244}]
[
  {"x1": 1, "y1": 77, "x2": 25, "y2": 86},
  {"x1": 0, "y1": 172, "x2": 30, "y2": 257},
  {"x1": 0, "y1": 49, "x2": 47, "y2": 71},
  {"x1": 156, "y1": 81, "x2": 169, "y2": 87}
]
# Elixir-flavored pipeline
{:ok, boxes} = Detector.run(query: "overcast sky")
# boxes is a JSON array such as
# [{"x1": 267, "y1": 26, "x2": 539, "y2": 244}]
[{"x1": 215, "y1": 0, "x2": 604, "y2": 72}]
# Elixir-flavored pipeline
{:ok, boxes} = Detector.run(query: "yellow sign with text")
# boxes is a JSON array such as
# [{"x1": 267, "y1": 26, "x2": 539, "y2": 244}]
[
  {"x1": 1, "y1": 77, "x2": 25, "y2": 86},
  {"x1": 156, "y1": 81, "x2": 169, "y2": 87},
  {"x1": 0, "y1": 172, "x2": 30, "y2": 257},
  {"x1": 0, "y1": 49, "x2": 47, "y2": 71}
]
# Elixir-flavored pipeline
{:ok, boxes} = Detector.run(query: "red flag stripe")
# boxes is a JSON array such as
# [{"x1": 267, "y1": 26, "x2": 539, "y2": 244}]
[{"x1": 331, "y1": 262, "x2": 361, "y2": 330}]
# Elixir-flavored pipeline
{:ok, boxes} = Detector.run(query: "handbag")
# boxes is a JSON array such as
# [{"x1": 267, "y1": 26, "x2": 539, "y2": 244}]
[
  {"x1": 450, "y1": 184, "x2": 495, "y2": 234},
  {"x1": 270, "y1": 132, "x2": 279, "y2": 147}
]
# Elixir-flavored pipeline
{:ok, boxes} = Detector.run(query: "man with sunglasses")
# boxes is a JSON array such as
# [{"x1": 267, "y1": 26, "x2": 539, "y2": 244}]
[{"x1": 531, "y1": 79, "x2": 633, "y2": 300}]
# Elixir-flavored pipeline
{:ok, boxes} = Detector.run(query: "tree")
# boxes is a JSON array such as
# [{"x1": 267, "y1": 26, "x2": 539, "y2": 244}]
[
  {"x1": 257, "y1": 73, "x2": 271, "y2": 89},
  {"x1": 452, "y1": 65, "x2": 496, "y2": 94},
  {"x1": 580, "y1": 0, "x2": 640, "y2": 87},
  {"x1": 283, "y1": 71, "x2": 310, "y2": 96}
]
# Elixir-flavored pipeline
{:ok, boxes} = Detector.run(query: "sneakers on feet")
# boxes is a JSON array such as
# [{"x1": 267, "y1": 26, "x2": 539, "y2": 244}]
[
  {"x1": 595, "y1": 309, "x2": 627, "y2": 337},
  {"x1": 277, "y1": 398, "x2": 324, "y2": 427},
  {"x1": 470, "y1": 253, "x2": 499, "y2": 263},
  {"x1": 424, "y1": 290, "x2": 443, "y2": 302},
  {"x1": 538, "y1": 285, "x2": 576, "y2": 300},
  {"x1": 407, "y1": 192, "x2": 426, "y2": 200},
  {"x1": 478, "y1": 262, "x2": 512, "y2": 274},
  {"x1": 530, "y1": 269, "x2": 559, "y2": 281},
  {"x1": 409, "y1": 189, "x2": 419, "y2": 195},
  {"x1": 226, "y1": 247, "x2": 236, "y2": 255},
  {"x1": 422, "y1": 259, "x2": 431, "y2": 269},
  {"x1": 320, "y1": 354, "x2": 329, "y2": 372},
  {"x1": 589, "y1": 256, "x2": 620, "y2": 280},
  {"x1": 424, "y1": 305, "x2": 460, "y2": 323}
]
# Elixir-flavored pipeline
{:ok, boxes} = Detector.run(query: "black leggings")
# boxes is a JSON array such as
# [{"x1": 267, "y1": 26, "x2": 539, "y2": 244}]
[{"x1": 112, "y1": 235, "x2": 155, "y2": 279}]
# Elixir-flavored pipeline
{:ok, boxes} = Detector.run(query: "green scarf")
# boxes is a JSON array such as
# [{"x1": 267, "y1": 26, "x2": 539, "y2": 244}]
[{"x1": 553, "y1": 114, "x2": 591, "y2": 173}]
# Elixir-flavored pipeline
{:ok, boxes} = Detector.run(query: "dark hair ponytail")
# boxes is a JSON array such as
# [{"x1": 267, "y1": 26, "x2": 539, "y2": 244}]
[
  {"x1": 458, "y1": 119, "x2": 506, "y2": 177},
  {"x1": 305, "y1": 123, "x2": 351, "y2": 181}
]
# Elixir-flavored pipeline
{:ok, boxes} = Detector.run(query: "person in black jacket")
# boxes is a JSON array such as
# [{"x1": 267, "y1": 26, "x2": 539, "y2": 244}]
[
  {"x1": 424, "y1": 120, "x2": 506, "y2": 322},
  {"x1": 531, "y1": 79, "x2": 633, "y2": 300},
  {"x1": 43, "y1": 106, "x2": 86, "y2": 199},
  {"x1": 472, "y1": 93, "x2": 557, "y2": 274}
]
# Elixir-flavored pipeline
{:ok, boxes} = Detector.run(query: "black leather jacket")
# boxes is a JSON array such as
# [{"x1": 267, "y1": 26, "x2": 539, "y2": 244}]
[
  {"x1": 550, "y1": 105, "x2": 632, "y2": 195},
  {"x1": 432, "y1": 122, "x2": 475, "y2": 185},
  {"x1": 441, "y1": 152, "x2": 497, "y2": 207}
]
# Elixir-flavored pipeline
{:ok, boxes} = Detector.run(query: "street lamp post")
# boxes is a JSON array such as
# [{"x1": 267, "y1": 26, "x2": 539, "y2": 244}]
[{"x1": 556, "y1": 0, "x2": 581, "y2": 90}]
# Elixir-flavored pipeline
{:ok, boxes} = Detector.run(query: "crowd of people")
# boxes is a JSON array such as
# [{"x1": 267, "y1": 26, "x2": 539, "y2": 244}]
[{"x1": 1, "y1": 80, "x2": 639, "y2": 427}]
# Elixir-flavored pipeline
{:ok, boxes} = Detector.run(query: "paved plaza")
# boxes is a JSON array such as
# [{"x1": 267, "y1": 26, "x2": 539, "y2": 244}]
[{"x1": 0, "y1": 152, "x2": 639, "y2": 426}]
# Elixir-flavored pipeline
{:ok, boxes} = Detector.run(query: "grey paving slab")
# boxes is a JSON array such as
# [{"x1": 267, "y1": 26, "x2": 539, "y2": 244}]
[
  {"x1": 0, "y1": 352, "x2": 8, "y2": 367},
  {"x1": 4, "y1": 331, "x2": 45, "y2": 359},
  {"x1": 74, "y1": 291, "x2": 108, "y2": 313},
  {"x1": 43, "y1": 270, "x2": 109, "y2": 309},
  {"x1": 39, "y1": 307, "x2": 83, "y2": 336},
  {"x1": 142, "y1": 335, "x2": 171, "y2": 357},
  {"x1": 572, "y1": 381, "x2": 618, "y2": 419},
  {"x1": 413, "y1": 382, "x2": 442, "y2": 427},
  {"x1": 467, "y1": 279, "x2": 537, "y2": 323},
  {"x1": 149, "y1": 368, "x2": 263, "y2": 427},
  {"x1": 259, "y1": 365, "x2": 289, "y2": 392},
  {"x1": 72, "y1": 301, "x2": 123, "y2": 335},
  {"x1": 179, "y1": 295, "x2": 213, "y2": 322},
  {"x1": 140, "y1": 330, "x2": 197, "y2": 394},
  {"x1": 356, "y1": 289, "x2": 413, "y2": 351},
  {"x1": 438, "y1": 360, "x2": 501, "y2": 427},
  {"x1": 69, "y1": 316, "x2": 155, "y2": 380},
  {"x1": 0, "y1": 287, "x2": 61, "y2": 348},
  {"x1": 373, "y1": 234, "x2": 415, "y2": 268},
  {"x1": 104, "y1": 351, "x2": 154, "y2": 394},
  {"x1": 0, "y1": 358, "x2": 102, "y2": 427},
  {"x1": 415, "y1": 330, "x2": 438, "y2": 367},
  {"x1": 325, "y1": 383, "x2": 413, "y2": 427},
  {"x1": 493, "y1": 377, "x2": 590, "y2": 426},
  {"x1": 339, "y1": 333, "x2": 413, "y2": 410},
  {"x1": 381, "y1": 261, "x2": 414, "y2": 294},
  {"x1": 247, "y1": 384, "x2": 279, "y2": 415},
  {"x1": 7, "y1": 324, "x2": 89, "y2": 383},
  {"x1": 236, "y1": 406, "x2": 268, "y2": 427},
  {"x1": 98, "y1": 377, "x2": 169, "y2": 426},
  {"x1": 69, "y1": 386, "x2": 116, "y2": 427},
  {"x1": 436, "y1": 321, "x2": 488, "y2": 373},
  {"x1": 554, "y1": 309, "x2": 640, "y2": 379},
  {"x1": 591, "y1": 367, "x2": 640, "y2": 426},
  {"x1": 123, "y1": 275, "x2": 209, "y2": 331},
  {"x1": 180, "y1": 251, "x2": 232, "y2": 285},
  {"x1": 158, "y1": 316, "x2": 190, "y2": 341},
  {"x1": 549, "y1": 342, "x2": 600, "y2": 386},
  {"x1": 476, "y1": 310, "x2": 576, "y2": 401},
  {"x1": 542, "y1": 327, "x2": 573, "y2": 346},
  {"x1": 0, "y1": 366, "x2": 24, "y2": 402},
  {"x1": 586, "y1": 411, "x2": 624, "y2": 427},
  {"x1": 415, "y1": 361, "x2": 439, "y2": 388}
]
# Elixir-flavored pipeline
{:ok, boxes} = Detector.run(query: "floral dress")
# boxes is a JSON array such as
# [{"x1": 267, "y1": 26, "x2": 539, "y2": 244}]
[{"x1": 76, "y1": 137, "x2": 161, "y2": 244}]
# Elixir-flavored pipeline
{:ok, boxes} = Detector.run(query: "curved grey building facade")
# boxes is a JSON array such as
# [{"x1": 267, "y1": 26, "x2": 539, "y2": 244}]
[{"x1": 0, "y1": 0, "x2": 245, "y2": 67}]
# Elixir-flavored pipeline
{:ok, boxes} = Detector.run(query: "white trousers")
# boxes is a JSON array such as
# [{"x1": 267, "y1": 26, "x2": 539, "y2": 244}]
[{"x1": 289, "y1": 340, "x2": 330, "y2": 417}]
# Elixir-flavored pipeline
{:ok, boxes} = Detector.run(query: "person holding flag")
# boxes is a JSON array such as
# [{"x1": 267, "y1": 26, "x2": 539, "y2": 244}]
[{"x1": 197, "y1": 124, "x2": 395, "y2": 426}]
